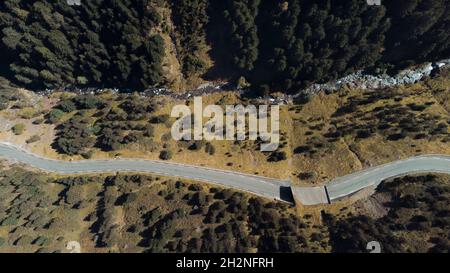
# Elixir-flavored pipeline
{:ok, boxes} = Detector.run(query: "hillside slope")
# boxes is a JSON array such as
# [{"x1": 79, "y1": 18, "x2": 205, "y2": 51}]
[{"x1": 0, "y1": 0, "x2": 448, "y2": 92}]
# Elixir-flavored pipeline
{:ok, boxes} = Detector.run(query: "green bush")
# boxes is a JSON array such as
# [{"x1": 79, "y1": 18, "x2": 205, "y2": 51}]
[
  {"x1": 59, "y1": 100, "x2": 76, "y2": 112},
  {"x1": 205, "y1": 143, "x2": 216, "y2": 155},
  {"x1": 159, "y1": 150, "x2": 173, "y2": 160},
  {"x1": 26, "y1": 135, "x2": 41, "y2": 143},
  {"x1": 32, "y1": 118, "x2": 44, "y2": 125},
  {"x1": 48, "y1": 109, "x2": 65, "y2": 124},
  {"x1": 11, "y1": 123, "x2": 25, "y2": 135}
]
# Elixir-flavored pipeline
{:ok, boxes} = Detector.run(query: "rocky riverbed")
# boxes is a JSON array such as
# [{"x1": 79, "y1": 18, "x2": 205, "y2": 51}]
[
  {"x1": 296, "y1": 59, "x2": 450, "y2": 96},
  {"x1": 36, "y1": 59, "x2": 450, "y2": 104}
]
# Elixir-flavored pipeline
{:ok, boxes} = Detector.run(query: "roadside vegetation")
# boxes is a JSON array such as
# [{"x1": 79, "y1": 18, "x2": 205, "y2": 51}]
[
  {"x1": 1, "y1": 165, "x2": 448, "y2": 253},
  {"x1": 0, "y1": 166, "x2": 96, "y2": 253},
  {"x1": 1, "y1": 90, "x2": 290, "y2": 178},
  {"x1": 290, "y1": 70, "x2": 450, "y2": 184},
  {"x1": 0, "y1": 77, "x2": 21, "y2": 110},
  {"x1": 326, "y1": 174, "x2": 450, "y2": 253},
  {"x1": 0, "y1": 165, "x2": 328, "y2": 253},
  {"x1": 0, "y1": 71, "x2": 449, "y2": 182},
  {"x1": 11, "y1": 123, "x2": 26, "y2": 135}
]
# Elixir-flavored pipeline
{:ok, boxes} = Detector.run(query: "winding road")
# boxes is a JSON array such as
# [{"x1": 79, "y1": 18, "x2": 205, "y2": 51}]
[
  {"x1": 0, "y1": 143, "x2": 291, "y2": 201},
  {"x1": 326, "y1": 156, "x2": 450, "y2": 201},
  {"x1": 1, "y1": 142, "x2": 449, "y2": 205}
]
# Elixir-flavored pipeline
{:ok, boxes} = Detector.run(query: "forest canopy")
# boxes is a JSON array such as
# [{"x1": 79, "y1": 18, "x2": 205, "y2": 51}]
[
  {"x1": 0, "y1": 0, "x2": 448, "y2": 93},
  {"x1": 0, "y1": 0, "x2": 165, "y2": 90}
]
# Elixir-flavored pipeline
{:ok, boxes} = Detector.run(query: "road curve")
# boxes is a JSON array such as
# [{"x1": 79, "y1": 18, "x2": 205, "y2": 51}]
[
  {"x1": 1, "y1": 142, "x2": 449, "y2": 205},
  {"x1": 326, "y1": 155, "x2": 450, "y2": 201},
  {"x1": 0, "y1": 142, "x2": 292, "y2": 202}
]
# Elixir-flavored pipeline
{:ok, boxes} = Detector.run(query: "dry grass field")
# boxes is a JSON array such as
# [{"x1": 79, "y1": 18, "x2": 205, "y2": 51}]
[
  {"x1": 0, "y1": 71, "x2": 449, "y2": 186},
  {"x1": 289, "y1": 73, "x2": 450, "y2": 185}
]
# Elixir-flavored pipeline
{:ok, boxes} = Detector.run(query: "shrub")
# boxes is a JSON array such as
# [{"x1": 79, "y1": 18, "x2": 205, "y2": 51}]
[
  {"x1": 299, "y1": 172, "x2": 317, "y2": 180},
  {"x1": 294, "y1": 146, "x2": 311, "y2": 154},
  {"x1": 143, "y1": 124, "x2": 154, "y2": 137},
  {"x1": 26, "y1": 135, "x2": 41, "y2": 143},
  {"x1": 268, "y1": 151, "x2": 287, "y2": 162},
  {"x1": 59, "y1": 100, "x2": 76, "y2": 112},
  {"x1": 81, "y1": 151, "x2": 93, "y2": 159},
  {"x1": 159, "y1": 150, "x2": 173, "y2": 160},
  {"x1": 257, "y1": 85, "x2": 270, "y2": 97},
  {"x1": 65, "y1": 186, "x2": 84, "y2": 206},
  {"x1": 11, "y1": 123, "x2": 25, "y2": 135},
  {"x1": 19, "y1": 108, "x2": 38, "y2": 119},
  {"x1": 116, "y1": 192, "x2": 138, "y2": 205},
  {"x1": 73, "y1": 95, "x2": 103, "y2": 109},
  {"x1": 150, "y1": 114, "x2": 170, "y2": 124},
  {"x1": 48, "y1": 109, "x2": 65, "y2": 123},
  {"x1": 356, "y1": 130, "x2": 372, "y2": 139},
  {"x1": 205, "y1": 143, "x2": 216, "y2": 155},
  {"x1": 33, "y1": 236, "x2": 50, "y2": 247},
  {"x1": 387, "y1": 133, "x2": 406, "y2": 141},
  {"x1": 32, "y1": 118, "x2": 44, "y2": 125},
  {"x1": 188, "y1": 141, "x2": 205, "y2": 151},
  {"x1": 14, "y1": 235, "x2": 33, "y2": 246},
  {"x1": 1, "y1": 215, "x2": 19, "y2": 226},
  {"x1": 189, "y1": 192, "x2": 207, "y2": 206}
]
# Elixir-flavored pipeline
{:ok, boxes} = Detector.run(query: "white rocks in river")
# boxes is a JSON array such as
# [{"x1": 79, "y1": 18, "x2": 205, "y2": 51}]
[{"x1": 296, "y1": 58, "x2": 450, "y2": 97}]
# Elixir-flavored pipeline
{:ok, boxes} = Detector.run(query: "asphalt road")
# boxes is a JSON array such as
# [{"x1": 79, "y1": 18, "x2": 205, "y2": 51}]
[
  {"x1": 0, "y1": 143, "x2": 292, "y2": 202},
  {"x1": 326, "y1": 155, "x2": 450, "y2": 201},
  {"x1": 1, "y1": 142, "x2": 449, "y2": 205}
]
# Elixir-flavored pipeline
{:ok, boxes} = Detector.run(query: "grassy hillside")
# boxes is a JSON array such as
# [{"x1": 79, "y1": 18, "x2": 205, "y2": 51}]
[
  {"x1": 290, "y1": 70, "x2": 450, "y2": 184},
  {"x1": 0, "y1": 164, "x2": 448, "y2": 253},
  {"x1": 0, "y1": 71, "x2": 449, "y2": 183},
  {"x1": 0, "y1": 165, "x2": 329, "y2": 253},
  {"x1": 0, "y1": 89, "x2": 293, "y2": 179}
]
